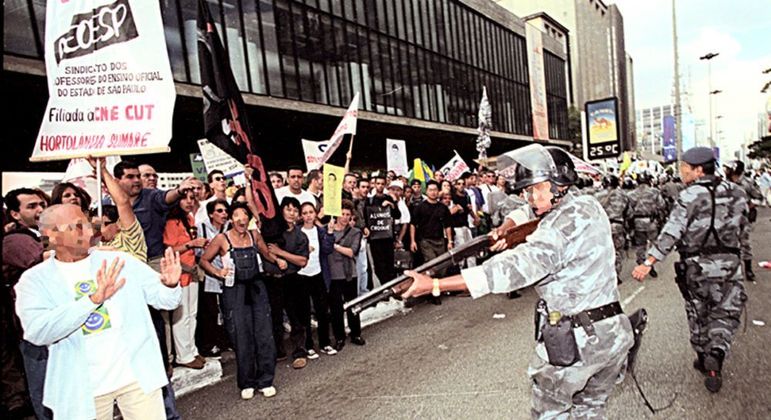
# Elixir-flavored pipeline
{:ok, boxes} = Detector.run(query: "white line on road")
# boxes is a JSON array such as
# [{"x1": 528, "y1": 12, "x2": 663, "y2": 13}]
[{"x1": 621, "y1": 285, "x2": 645, "y2": 308}]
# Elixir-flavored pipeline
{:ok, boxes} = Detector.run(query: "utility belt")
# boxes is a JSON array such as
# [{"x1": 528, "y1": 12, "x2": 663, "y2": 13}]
[
  {"x1": 534, "y1": 300, "x2": 623, "y2": 366},
  {"x1": 678, "y1": 246, "x2": 740, "y2": 260}
]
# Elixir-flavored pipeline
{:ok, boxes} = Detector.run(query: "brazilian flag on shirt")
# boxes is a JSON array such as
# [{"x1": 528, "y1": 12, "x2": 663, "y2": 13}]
[{"x1": 74, "y1": 280, "x2": 112, "y2": 335}]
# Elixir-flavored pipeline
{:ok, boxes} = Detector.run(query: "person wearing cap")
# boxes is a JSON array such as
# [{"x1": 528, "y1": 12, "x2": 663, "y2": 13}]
[
  {"x1": 387, "y1": 180, "x2": 411, "y2": 250},
  {"x1": 403, "y1": 144, "x2": 634, "y2": 418},
  {"x1": 723, "y1": 160, "x2": 763, "y2": 282},
  {"x1": 633, "y1": 146, "x2": 748, "y2": 393}
]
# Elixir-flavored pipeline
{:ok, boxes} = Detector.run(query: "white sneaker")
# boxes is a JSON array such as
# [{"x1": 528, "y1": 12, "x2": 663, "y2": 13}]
[
  {"x1": 306, "y1": 349, "x2": 319, "y2": 360},
  {"x1": 259, "y1": 386, "x2": 277, "y2": 398},
  {"x1": 241, "y1": 388, "x2": 255, "y2": 400},
  {"x1": 320, "y1": 345, "x2": 338, "y2": 355}
]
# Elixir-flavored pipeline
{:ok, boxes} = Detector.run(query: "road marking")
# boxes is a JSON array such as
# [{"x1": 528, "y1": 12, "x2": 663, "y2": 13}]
[{"x1": 621, "y1": 286, "x2": 645, "y2": 308}]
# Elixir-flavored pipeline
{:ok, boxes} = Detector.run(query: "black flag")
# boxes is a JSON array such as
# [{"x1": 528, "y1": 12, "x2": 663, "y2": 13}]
[{"x1": 197, "y1": 0, "x2": 278, "y2": 222}]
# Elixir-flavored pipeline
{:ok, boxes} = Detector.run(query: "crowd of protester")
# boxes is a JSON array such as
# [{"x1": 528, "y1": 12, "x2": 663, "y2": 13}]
[{"x1": 2, "y1": 156, "x2": 769, "y2": 418}]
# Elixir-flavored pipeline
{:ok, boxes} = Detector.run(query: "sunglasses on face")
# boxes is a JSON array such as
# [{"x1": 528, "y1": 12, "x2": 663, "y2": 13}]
[
  {"x1": 213, "y1": 176, "x2": 225, "y2": 181},
  {"x1": 213, "y1": 208, "x2": 227, "y2": 213}
]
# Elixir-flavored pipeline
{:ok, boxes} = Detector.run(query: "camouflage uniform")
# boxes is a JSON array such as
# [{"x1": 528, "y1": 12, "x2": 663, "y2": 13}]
[
  {"x1": 598, "y1": 188, "x2": 632, "y2": 277},
  {"x1": 734, "y1": 175, "x2": 762, "y2": 261},
  {"x1": 490, "y1": 193, "x2": 528, "y2": 227},
  {"x1": 462, "y1": 191, "x2": 633, "y2": 418},
  {"x1": 647, "y1": 175, "x2": 747, "y2": 358},
  {"x1": 660, "y1": 180, "x2": 685, "y2": 216},
  {"x1": 628, "y1": 184, "x2": 666, "y2": 264}
]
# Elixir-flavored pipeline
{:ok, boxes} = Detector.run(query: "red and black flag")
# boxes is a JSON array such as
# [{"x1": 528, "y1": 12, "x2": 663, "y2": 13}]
[{"x1": 197, "y1": 0, "x2": 278, "y2": 221}]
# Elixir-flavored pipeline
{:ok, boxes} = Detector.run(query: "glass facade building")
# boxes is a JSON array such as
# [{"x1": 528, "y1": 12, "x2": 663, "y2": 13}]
[{"x1": 5, "y1": 0, "x2": 569, "y2": 142}]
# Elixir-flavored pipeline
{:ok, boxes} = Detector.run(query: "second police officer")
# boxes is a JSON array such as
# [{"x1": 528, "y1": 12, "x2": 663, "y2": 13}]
[{"x1": 633, "y1": 147, "x2": 748, "y2": 393}]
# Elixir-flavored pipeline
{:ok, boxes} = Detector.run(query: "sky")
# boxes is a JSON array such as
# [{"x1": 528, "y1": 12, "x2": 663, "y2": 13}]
[{"x1": 610, "y1": 0, "x2": 771, "y2": 156}]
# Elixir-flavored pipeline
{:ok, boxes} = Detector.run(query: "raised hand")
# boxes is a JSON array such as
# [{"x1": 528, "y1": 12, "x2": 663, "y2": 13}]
[
  {"x1": 90, "y1": 258, "x2": 126, "y2": 304},
  {"x1": 159, "y1": 247, "x2": 182, "y2": 287}
]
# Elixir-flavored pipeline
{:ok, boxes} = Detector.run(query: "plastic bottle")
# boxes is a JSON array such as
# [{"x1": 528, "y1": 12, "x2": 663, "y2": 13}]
[{"x1": 222, "y1": 253, "x2": 235, "y2": 287}]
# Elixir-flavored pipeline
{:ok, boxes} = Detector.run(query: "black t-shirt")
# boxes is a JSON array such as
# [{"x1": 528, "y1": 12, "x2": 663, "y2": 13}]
[
  {"x1": 449, "y1": 193, "x2": 471, "y2": 228},
  {"x1": 410, "y1": 200, "x2": 450, "y2": 240}
]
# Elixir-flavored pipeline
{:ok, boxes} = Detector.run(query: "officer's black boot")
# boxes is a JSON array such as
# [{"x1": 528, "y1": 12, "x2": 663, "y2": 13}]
[
  {"x1": 693, "y1": 352, "x2": 706, "y2": 373},
  {"x1": 649, "y1": 266, "x2": 658, "y2": 278},
  {"x1": 744, "y1": 260, "x2": 756, "y2": 282},
  {"x1": 704, "y1": 349, "x2": 724, "y2": 393}
]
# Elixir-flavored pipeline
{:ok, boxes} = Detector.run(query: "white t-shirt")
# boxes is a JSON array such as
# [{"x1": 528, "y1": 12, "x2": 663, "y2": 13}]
[
  {"x1": 299, "y1": 226, "x2": 322, "y2": 277},
  {"x1": 275, "y1": 186, "x2": 316, "y2": 206},
  {"x1": 55, "y1": 257, "x2": 135, "y2": 397},
  {"x1": 396, "y1": 198, "x2": 411, "y2": 224}
]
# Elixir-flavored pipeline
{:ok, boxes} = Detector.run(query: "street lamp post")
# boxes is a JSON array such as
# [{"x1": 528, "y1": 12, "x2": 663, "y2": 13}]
[{"x1": 700, "y1": 52, "x2": 720, "y2": 148}]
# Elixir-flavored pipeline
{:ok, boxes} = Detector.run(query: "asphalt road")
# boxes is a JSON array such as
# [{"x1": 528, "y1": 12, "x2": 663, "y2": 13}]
[{"x1": 178, "y1": 209, "x2": 771, "y2": 419}]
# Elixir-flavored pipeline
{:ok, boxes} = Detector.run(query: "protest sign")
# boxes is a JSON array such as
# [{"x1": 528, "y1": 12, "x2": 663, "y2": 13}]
[
  {"x1": 189, "y1": 153, "x2": 207, "y2": 182},
  {"x1": 323, "y1": 164, "x2": 345, "y2": 217},
  {"x1": 386, "y1": 139, "x2": 409, "y2": 176},
  {"x1": 31, "y1": 0, "x2": 176, "y2": 161},
  {"x1": 197, "y1": 139, "x2": 244, "y2": 177},
  {"x1": 302, "y1": 139, "x2": 332, "y2": 172},
  {"x1": 366, "y1": 206, "x2": 393, "y2": 240},
  {"x1": 437, "y1": 151, "x2": 470, "y2": 181}
]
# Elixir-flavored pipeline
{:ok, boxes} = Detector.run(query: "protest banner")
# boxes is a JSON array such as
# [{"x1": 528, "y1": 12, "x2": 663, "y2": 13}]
[
  {"x1": 437, "y1": 151, "x2": 470, "y2": 181},
  {"x1": 31, "y1": 0, "x2": 176, "y2": 161},
  {"x1": 302, "y1": 139, "x2": 332, "y2": 172},
  {"x1": 197, "y1": 139, "x2": 244, "y2": 177},
  {"x1": 198, "y1": 0, "x2": 277, "y2": 223},
  {"x1": 386, "y1": 139, "x2": 409, "y2": 176},
  {"x1": 313, "y1": 93, "x2": 360, "y2": 170},
  {"x1": 323, "y1": 163, "x2": 345, "y2": 217}
]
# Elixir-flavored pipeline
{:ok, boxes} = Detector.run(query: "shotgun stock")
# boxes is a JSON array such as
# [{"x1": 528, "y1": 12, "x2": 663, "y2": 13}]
[{"x1": 344, "y1": 218, "x2": 540, "y2": 315}]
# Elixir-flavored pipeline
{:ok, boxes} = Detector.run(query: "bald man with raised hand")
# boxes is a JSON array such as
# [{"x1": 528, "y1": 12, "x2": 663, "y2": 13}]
[{"x1": 14, "y1": 204, "x2": 182, "y2": 420}]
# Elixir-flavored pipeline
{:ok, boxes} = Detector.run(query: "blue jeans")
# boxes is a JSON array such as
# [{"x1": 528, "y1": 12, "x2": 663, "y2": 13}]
[
  {"x1": 19, "y1": 340, "x2": 52, "y2": 420},
  {"x1": 220, "y1": 280, "x2": 276, "y2": 390},
  {"x1": 356, "y1": 238, "x2": 369, "y2": 296}
]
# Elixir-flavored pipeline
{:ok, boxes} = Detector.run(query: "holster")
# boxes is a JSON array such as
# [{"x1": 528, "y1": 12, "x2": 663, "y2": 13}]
[
  {"x1": 542, "y1": 317, "x2": 580, "y2": 367},
  {"x1": 674, "y1": 261, "x2": 690, "y2": 301}
]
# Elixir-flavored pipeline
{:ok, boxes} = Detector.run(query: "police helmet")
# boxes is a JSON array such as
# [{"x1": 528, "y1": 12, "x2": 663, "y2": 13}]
[
  {"x1": 603, "y1": 174, "x2": 620, "y2": 189},
  {"x1": 497, "y1": 144, "x2": 576, "y2": 191},
  {"x1": 636, "y1": 172, "x2": 652, "y2": 185},
  {"x1": 544, "y1": 146, "x2": 579, "y2": 187}
]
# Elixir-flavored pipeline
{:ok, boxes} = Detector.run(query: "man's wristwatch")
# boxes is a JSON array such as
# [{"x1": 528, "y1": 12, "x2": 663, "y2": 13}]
[
  {"x1": 643, "y1": 260, "x2": 653, "y2": 267},
  {"x1": 431, "y1": 278, "x2": 441, "y2": 297}
]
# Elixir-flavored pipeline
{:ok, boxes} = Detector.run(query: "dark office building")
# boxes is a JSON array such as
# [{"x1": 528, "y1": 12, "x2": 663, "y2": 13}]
[{"x1": 3, "y1": 0, "x2": 570, "y2": 172}]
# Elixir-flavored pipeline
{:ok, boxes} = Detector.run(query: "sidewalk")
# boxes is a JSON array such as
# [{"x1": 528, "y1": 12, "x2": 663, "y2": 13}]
[{"x1": 172, "y1": 298, "x2": 410, "y2": 397}]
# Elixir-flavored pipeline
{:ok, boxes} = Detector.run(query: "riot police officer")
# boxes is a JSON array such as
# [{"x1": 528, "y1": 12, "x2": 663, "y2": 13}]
[
  {"x1": 598, "y1": 175, "x2": 632, "y2": 281},
  {"x1": 633, "y1": 147, "x2": 747, "y2": 393},
  {"x1": 723, "y1": 160, "x2": 763, "y2": 281},
  {"x1": 404, "y1": 144, "x2": 634, "y2": 418},
  {"x1": 628, "y1": 172, "x2": 666, "y2": 277}
]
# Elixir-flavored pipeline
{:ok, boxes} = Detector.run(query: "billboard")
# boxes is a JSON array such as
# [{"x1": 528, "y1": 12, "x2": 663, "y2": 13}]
[
  {"x1": 584, "y1": 97, "x2": 621, "y2": 160},
  {"x1": 662, "y1": 115, "x2": 676, "y2": 162}
]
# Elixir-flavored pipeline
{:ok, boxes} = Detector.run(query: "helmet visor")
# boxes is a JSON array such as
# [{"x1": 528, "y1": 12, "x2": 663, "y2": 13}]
[{"x1": 497, "y1": 144, "x2": 556, "y2": 190}]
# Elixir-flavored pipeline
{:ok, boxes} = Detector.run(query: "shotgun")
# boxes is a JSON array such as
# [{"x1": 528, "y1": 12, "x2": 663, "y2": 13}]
[{"x1": 344, "y1": 219, "x2": 540, "y2": 315}]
